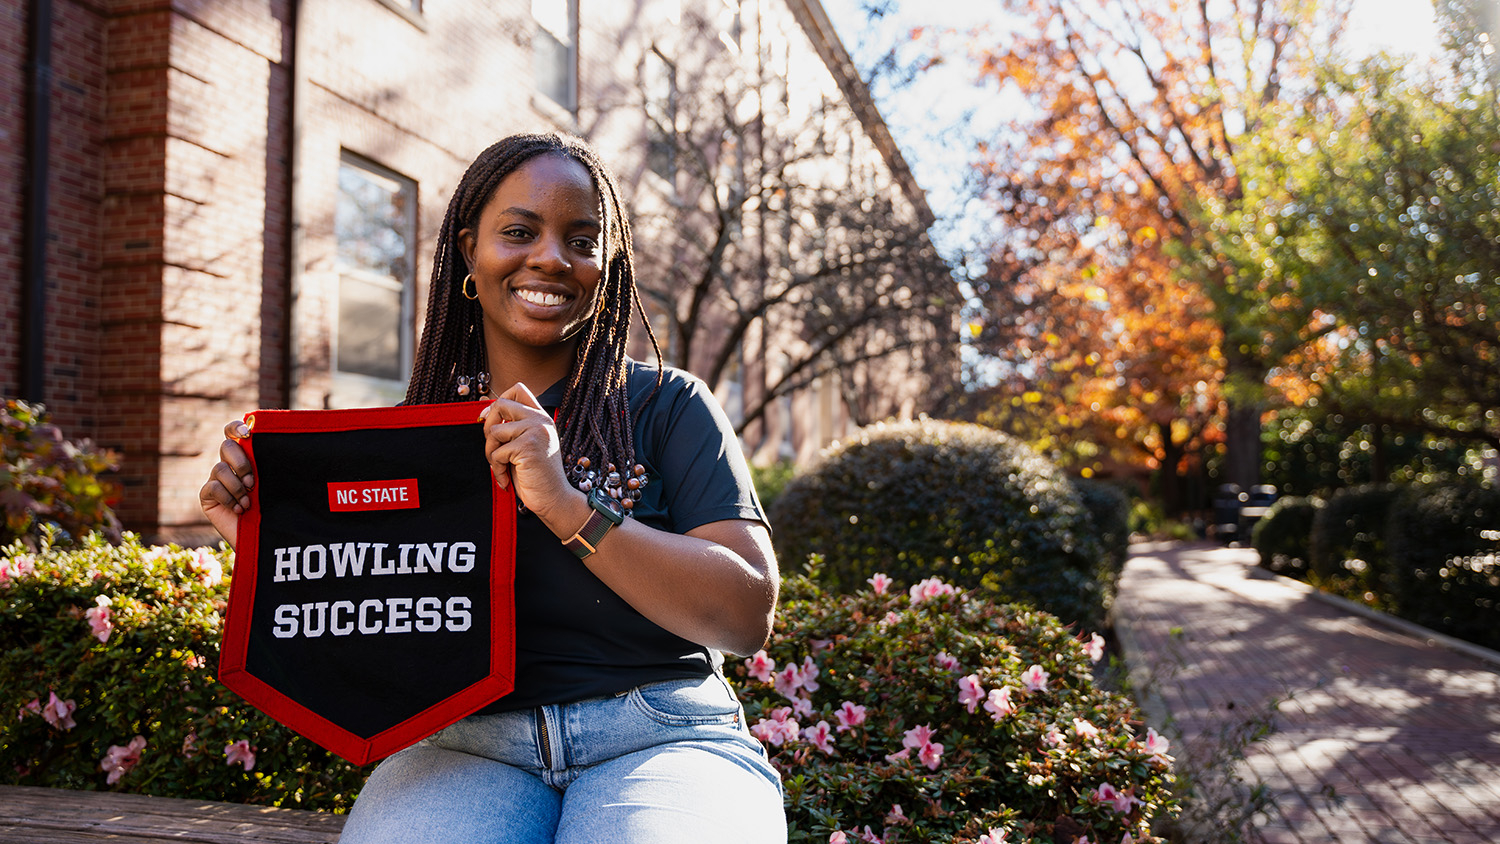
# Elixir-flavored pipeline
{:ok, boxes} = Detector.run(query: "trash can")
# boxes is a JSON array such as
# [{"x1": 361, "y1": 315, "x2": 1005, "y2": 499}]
[{"x1": 1213, "y1": 483, "x2": 1243, "y2": 545}]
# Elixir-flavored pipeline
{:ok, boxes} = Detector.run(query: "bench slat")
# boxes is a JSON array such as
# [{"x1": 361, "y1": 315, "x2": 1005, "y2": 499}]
[{"x1": 0, "y1": 786, "x2": 344, "y2": 844}]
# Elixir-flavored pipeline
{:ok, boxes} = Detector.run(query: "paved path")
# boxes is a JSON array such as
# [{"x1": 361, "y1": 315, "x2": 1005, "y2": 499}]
[{"x1": 1114, "y1": 542, "x2": 1500, "y2": 844}]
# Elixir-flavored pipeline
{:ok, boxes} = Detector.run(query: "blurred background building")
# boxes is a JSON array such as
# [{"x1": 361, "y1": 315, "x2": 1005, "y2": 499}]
[{"x1": 2, "y1": 0, "x2": 959, "y2": 541}]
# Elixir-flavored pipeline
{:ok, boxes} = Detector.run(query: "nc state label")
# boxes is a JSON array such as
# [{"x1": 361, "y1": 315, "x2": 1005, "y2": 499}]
[{"x1": 327, "y1": 479, "x2": 421, "y2": 512}]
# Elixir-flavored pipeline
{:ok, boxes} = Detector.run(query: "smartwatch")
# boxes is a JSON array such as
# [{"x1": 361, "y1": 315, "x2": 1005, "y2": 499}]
[{"x1": 563, "y1": 488, "x2": 626, "y2": 559}]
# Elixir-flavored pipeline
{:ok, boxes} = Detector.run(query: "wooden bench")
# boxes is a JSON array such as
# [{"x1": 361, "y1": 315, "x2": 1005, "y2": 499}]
[{"x1": 0, "y1": 785, "x2": 345, "y2": 843}]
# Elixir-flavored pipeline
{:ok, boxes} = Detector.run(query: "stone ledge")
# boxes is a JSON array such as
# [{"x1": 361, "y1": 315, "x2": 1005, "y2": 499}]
[{"x1": 0, "y1": 784, "x2": 344, "y2": 844}]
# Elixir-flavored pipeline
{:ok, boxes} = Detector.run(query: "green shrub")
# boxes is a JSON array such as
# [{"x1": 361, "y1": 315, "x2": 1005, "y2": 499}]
[
  {"x1": 1384, "y1": 481, "x2": 1500, "y2": 650},
  {"x1": 1, "y1": 399, "x2": 122, "y2": 549},
  {"x1": 1251, "y1": 496, "x2": 1323, "y2": 580},
  {"x1": 1308, "y1": 485, "x2": 1398, "y2": 585},
  {"x1": 0, "y1": 533, "x2": 371, "y2": 807},
  {"x1": 1075, "y1": 479, "x2": 1131, "y2": 591},
  {"x1": 750, "y1": 459, "x2": 798, "y2": 513},
  {"x1": 731, "y1": 564, "x2": 1177, "y2": 843},
  {"x1": 768, "y1": 419, "x2": 1106, "y2": 629}
]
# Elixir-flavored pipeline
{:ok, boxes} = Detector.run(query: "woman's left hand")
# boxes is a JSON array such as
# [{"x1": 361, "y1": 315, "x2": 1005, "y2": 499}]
[{"x1": 479, "y1": 382, "x2": 572, "y2": 514}]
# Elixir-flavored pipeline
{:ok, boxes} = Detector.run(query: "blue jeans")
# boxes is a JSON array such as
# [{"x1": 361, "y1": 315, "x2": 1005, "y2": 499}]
[{"x1": 337, "y1": 673, "x2": 786, "y2": 843}]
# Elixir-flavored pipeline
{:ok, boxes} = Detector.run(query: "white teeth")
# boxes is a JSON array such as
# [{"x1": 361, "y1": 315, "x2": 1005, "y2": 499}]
[{"x1": 517, "y1": 289, "x2": 567, "y2": 307}]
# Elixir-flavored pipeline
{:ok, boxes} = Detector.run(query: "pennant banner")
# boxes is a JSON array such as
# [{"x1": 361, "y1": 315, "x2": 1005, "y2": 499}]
[{"x1": 219, "y1": 402, "x2": 515, "y2": 765}]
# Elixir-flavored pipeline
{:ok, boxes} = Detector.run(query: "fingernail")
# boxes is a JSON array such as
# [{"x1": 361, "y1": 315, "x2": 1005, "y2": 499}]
[
  {"x1": 235, "y1": 423, "x2": 250, "y2": 437},
  {"x1": 245, "y1": 475, "x2": 255, "y2": 489}
]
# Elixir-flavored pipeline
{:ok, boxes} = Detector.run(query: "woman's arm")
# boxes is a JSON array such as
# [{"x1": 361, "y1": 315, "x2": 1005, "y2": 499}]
[{"x1": 482, "y1": 383, "x2": 779, "y2": 656}]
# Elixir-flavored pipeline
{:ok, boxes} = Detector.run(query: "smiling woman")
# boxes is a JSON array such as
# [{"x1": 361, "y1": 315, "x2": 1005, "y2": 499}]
[{"x1": 199, "y1": 133, "x2": 786, "y2": 843}]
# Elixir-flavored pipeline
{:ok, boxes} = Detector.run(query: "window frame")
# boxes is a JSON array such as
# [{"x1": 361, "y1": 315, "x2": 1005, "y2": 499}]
[
  {"x1": 330, "y1": 151, "x2": 419, "y2": 409},
  {"x1": 532, "y1": 0, "x2": 579, "y2": 115}
]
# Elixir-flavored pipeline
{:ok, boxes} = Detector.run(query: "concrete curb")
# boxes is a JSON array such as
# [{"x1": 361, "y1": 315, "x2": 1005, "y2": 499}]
[{"x1": 1247, "y1": 564, "x2": 1500, "y2": 672}]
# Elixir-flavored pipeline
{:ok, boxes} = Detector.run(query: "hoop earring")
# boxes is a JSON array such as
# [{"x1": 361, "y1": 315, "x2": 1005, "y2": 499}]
[{"x1": 462, "y1": 274, "x2": 479, "y2": 301}]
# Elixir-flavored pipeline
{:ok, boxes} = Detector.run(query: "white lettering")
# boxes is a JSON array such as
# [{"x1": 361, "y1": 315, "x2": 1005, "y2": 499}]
[
  {"x1": 330, "y1": 542, "x2": 369, "y2": 577},
  {"x1": 273, "y1": 604, "x2": 298, "y2": 638},
  {"x1": 330, "y1": 600, "x2": 356, "y2": 636},
  {"x1": 448, "y1": 542, "x2": 476, "y2": 573},
  {"x1": 303, "y1": 544, "x2": 327, "y2": 579},
  {"x1": 415, "y1": 543, "x2": 447, "y2": 574},
  {"x1": 301, "y1": 601, "x2": 328, "y2": 638},
  {"x1": 414, "y1": 597, "x2": 442, "y2": 632},
  {"x1": 385, "y1": 597, "x2": 413, "y2": 633},
  {"x1": 397, "y1": 544, "x2": 415, "y2": 575},
  {"x1": 445, "y1": 596, "x2": 472, "y2": 632},
  {"x1": 370, "y1": 543, "x2": 395, "y2": 575},
  {"x1": 337, "y1": 489, "x2": 354, "y2": 504},
  {"x1": 273, "y1": 547, "x2": 300, "y2": 583},
  {"x1": 358, "y1": 598, "x2": 383, "y2": 634}
]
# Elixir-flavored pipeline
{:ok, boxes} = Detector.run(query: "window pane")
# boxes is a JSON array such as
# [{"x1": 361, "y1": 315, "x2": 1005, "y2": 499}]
[
  {"x1": 336, "y1": 164, "x2": 412, "y2": 282},
  {"x1": 338, "y1": 276, "x2": 402, "y2": 381},
  {"x1": 535, "y1": 27, "x2": 572, "y2": 108}
]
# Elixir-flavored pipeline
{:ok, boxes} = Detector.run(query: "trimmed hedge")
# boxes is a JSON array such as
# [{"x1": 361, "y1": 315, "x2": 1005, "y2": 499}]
[
  {"x1": 1308, "y1": 485, "x2": 1398, "y2": 584},
  {"x1": 733, "y1": 566, "x2": 1177, "y2": 843},
  {"x1": 1251, "y1": 496, "x2": 1323, "y2": 580},
  {"x1": 1384, "y1": 480, "x2": 1500, "y2": 650},
  {"x1": 768, "y1": 420, "x2": 1106, "y2": 629},
  {"x1": 1075, "y1": 479, "x2": 1132, "y2": 592},
  {"x1": 0, "y1": 534, "x2": 372, "y2": 807}
]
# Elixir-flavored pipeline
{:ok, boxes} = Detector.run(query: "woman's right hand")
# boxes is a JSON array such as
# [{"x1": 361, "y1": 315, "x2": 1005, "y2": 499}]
[{"x1": 198, "y1": 419, "x2": 254, "y2": 548}]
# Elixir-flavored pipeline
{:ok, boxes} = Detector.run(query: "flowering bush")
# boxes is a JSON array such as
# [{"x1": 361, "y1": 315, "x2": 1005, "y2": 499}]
[
  {"x1": 769, "y1": 419, "x2": 1108, "y2": 630},
  {"x1": 0, "y1": 399, "x2": 122, "y2": 549},
  {"x1": 731, "y1": 564, "x2": 1177, "y2": 843},
  {"x1": 0, "y1": 533, "x2": 371, "y2": 807}
]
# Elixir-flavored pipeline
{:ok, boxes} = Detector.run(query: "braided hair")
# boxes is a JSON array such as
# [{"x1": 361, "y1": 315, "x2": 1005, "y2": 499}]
[{"x1": 405, "y1": 132, "x2": 662, "y2": 487}]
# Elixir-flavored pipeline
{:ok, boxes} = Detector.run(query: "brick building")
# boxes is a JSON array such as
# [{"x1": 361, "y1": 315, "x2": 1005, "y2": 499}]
[{"x1": 2, "y1": 0, "x2": 955, "y2": 542}]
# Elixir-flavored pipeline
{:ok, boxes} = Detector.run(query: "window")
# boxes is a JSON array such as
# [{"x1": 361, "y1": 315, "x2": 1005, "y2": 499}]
[
  {"x1": 334, "y1": 154, "x2": 416, "y2": 404},
  {"x1": 533, "y1": 0, "x2": 577, "y2": 112},
  {"x1": 643, "y1": 47, "x2": 678, "y2": 180}
]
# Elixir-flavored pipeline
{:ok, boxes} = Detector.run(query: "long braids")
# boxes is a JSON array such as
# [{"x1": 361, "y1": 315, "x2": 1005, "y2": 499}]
[{"x1": 405, "y1": 133, "x2": 663, "y2": 493}]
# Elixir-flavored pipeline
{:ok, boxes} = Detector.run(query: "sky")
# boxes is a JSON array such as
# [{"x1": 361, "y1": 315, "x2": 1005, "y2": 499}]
[{"x1": 816, "y1": 0, "x2": 1447, "y2": 264}]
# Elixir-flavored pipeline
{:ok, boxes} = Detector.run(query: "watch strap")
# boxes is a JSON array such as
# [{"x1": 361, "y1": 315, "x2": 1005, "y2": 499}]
[{"x1": 563, "y1": 491, "x2": 623, "y2": 559}]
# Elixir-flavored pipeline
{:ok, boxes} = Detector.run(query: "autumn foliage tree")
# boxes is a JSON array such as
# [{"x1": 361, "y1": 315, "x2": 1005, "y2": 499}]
[{"x1": 953, "y1": 0, "x2": 1353, "y2": 502}]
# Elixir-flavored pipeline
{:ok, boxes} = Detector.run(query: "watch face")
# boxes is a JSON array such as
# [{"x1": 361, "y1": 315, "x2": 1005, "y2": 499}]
[{"x1": 590, "y1": 488, "x2": 625, "y2": 520}]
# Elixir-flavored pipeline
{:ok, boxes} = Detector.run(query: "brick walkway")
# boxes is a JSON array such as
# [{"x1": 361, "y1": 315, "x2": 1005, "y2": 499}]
[{"x1": 1114, "y1": 542, "x2": 1500, "y2": 844}]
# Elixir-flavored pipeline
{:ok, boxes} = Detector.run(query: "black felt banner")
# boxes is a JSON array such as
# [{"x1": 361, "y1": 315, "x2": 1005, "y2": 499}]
[{"x1": 219, "y1": 403, "x2": 515, "y2": 765}]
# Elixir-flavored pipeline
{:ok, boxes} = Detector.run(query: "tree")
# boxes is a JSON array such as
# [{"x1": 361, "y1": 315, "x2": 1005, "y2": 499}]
[
  {"x1": 957, "y1": 0, "x2": 1352, "y2": 494},
  {"x1": 623, "y1": 10, "x2": 960, "y2": 435},
  {"x1": 1230, "y1": 57, "x2": 1500, "y2": 453}
]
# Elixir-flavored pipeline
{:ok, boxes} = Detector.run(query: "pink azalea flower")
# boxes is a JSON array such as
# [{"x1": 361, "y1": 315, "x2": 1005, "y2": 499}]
[
  {"x1": 917, "y1": 740, "x2": 944, "y2": 770},
  {"x1": 908, "y1": 576, "x2": 957, "y2": 604},
  {"x1": 957, "y1": 674, "x2": 986, "y2": 713},
  {"x1": 755, "y1": 707, "x2": 801, "y2": 746},
  {"x1": 867, "y1": 572, "x2": 893, "y2": 595},
  {"x1": 884, "y1": 747, "x2": 911, "y2": 763},
  {"x1": 100, "y1": 735, "x2": 146, "y2": 784},
  {"x1": 935, "y1": 651, "x2": 961, "y2": 672},
  {"x1": 182, "y1": 731, "x2": 198, "y2": 758},
  {"x1": 183, "y1": 653, "x2": 206, "y2": 670},
  {"x1": 802, "y1": 720, "x2": 836, "y2": 754},
  {"x1": 1121, "y1": 834, "x2": 1136, "y2": 844},
  {"x1": 1073, "y1": 717, "x2": 1101, "y2": 742},
  {"x1": 884, "y1": 804, "x2": 909, "y2": 826},
  {"x1": 85, "y1": 595, "x2": 113, "y2": 643},
  {"x1": 835, "y1": 701, "x2": 867, "y2": 732},
  {"x1": 977, "y1": 829, "x2": 1010, "y2": 844},
  {"x1": 882, "y1": 611, "x2": 900, "y2": 625},
  {"x1": 902, "y1": 724, "x2": 937, "y2": 750},
  {"x1": 983, "y1": 686, "x2": 1016, "y2": 721},
  {"x1": 1043, "y1": 727, "x2": 1067, "y2": 747},
  {"x1": 829, "y1": 833, "x2": 849, "y2": 844},
  {"x1": 790, "y1": 695, "x2": 814, "y2": 719},
  {"x1": 1074, "y1": 838, "x2": 1094, "y2": 844},
  {"x1": 19, "y1": 698, "x2": 41, "y2": 721},
  {"x1": 1020, "y1": 664, "x2": 1049, "y2": 692},
  {"x1": 41, "y1": 691, "x2": 77, "y2": 730},
  {"x1": 858, "y1": 825, "x2": 884, "y2": 844},
  {"x1": 1094, "y1": 782, "x2": 1138, "y2": 814},
  {"x1": 1085, "y1": 632, "x2": 1106, "y2": 662},
  {"x1": 1143, "y1": 727, "x2": 1173, "y2": 763},
  {"x1": 774, "y1": 664, "x2": 804, "y2": 698},
  {"x1": 800, "y1": 657, "x2": 821, "y2": 693},
  {"x1": 191, "y1": 548, "x2": 223, "y2": 586},
  {"x1": 224, "y1": 739, "x2": 255, "y2": 771},
  {"x1": 745, "y1": 650, "x2": 776, "y2": 683}
]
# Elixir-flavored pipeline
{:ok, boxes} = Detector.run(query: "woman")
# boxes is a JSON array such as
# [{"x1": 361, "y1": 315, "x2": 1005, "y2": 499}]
[{"x1": 199, "y1": 133, "x2": 785, "y2": 843}]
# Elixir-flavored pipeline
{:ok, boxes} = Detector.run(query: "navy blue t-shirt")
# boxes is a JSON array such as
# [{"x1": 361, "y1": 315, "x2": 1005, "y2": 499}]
[{"x1": 478, "y1": 360, "x2": 766, "y2": 712}]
